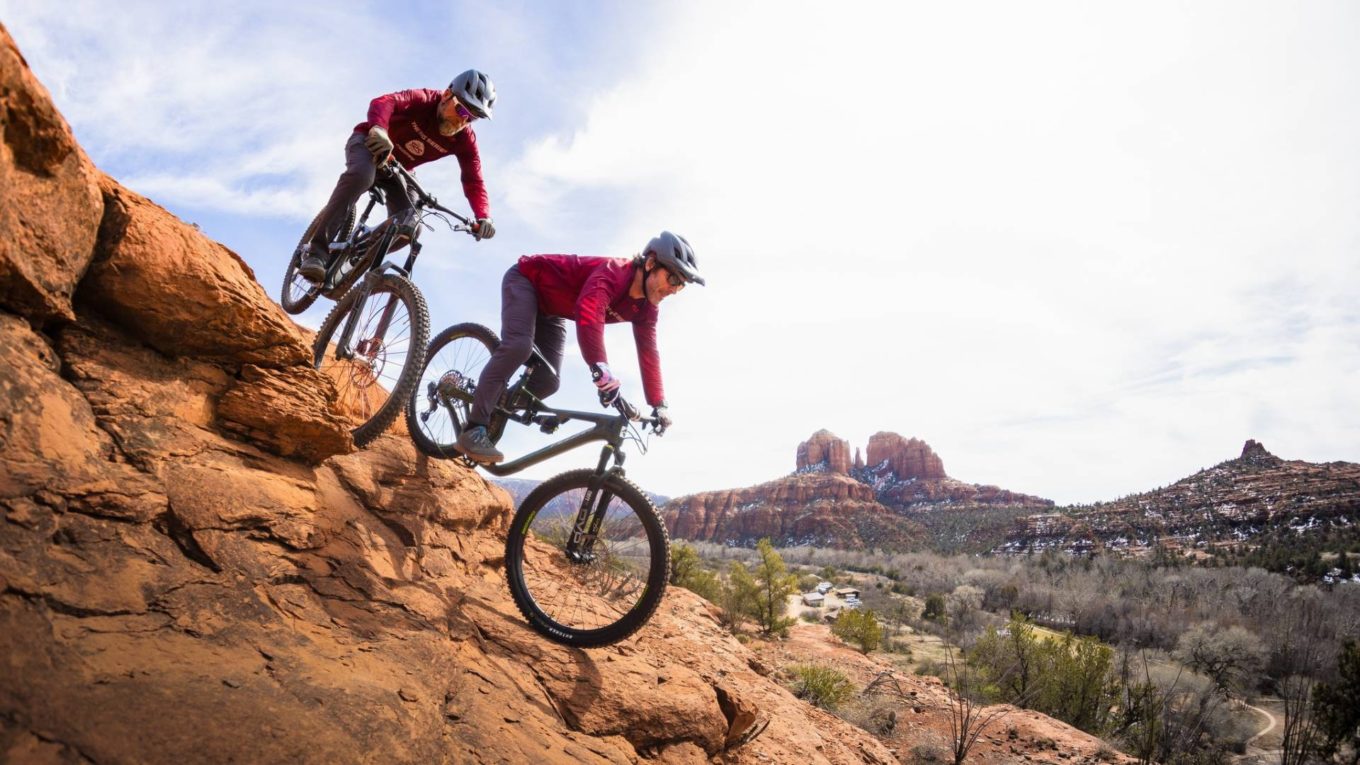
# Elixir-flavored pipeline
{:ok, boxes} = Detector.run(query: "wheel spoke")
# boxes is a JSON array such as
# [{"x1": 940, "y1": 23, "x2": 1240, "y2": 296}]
[{"x1": 516, "y1": 489, "x2": 655, "y2": 633}]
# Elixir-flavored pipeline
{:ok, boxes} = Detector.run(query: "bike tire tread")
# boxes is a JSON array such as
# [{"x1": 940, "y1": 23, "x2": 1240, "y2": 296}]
[{"x1": 505, "y1": 468, "x2": 670, "y2": 648}]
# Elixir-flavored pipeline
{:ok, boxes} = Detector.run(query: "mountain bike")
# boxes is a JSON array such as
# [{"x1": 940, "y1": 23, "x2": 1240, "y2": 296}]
[
  {"x1": 405, "y1": 323, "x2": 670, "y2": 647},
  {"x1": 281, "y1": 162, "x2": 474, "y2": 446}
]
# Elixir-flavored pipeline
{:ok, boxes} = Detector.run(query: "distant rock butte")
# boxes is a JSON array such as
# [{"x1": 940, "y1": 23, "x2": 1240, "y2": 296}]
[
  {"x1": 664, "y1": 430, "x2": 1051, "y2": 550},
  {"x1": 996, "y1": 440, "x2": 1360, "y2": 557},
  {"x1": 865, "y1": 431, "x2": 947, "y2": 481},
  {"x1": 795, "y1": 429, "x2": 852, "y2": 474}
]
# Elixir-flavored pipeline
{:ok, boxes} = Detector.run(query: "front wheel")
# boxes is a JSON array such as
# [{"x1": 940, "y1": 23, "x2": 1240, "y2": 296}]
[
  {"x1": 313, "y1": 272, "x2": 429, "y2": 447},
  {"x1": 505, "y1": 468, "x2": 670, "y2": 647}
]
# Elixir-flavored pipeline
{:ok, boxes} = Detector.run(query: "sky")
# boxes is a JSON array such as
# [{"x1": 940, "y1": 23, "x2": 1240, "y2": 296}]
[{"x1": 4, "y1": 1, "x2": 1357, "y2": 505}]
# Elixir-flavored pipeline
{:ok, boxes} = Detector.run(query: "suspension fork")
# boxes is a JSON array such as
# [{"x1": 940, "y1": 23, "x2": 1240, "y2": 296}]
[
  {"x1": 566, "y1": 443, "x2": 622, "y2": 559},
  {"x1": 335, "y1": 232, "x2": 415, "y2": 360}
]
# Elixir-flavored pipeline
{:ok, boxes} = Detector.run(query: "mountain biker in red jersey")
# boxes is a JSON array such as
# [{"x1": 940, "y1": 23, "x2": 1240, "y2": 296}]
[
  {"x1": 299, "y1": 69, "x2": 498, "y2": 282},
  {"x1": 456, "y1": 232, "x2": 705, "y2": 463}
]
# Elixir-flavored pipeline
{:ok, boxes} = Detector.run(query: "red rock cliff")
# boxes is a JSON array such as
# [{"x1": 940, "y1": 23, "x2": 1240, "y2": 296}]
[
  {"x1": 865, "y1": 431, "x2": 947, "y2": 481},
  {"x1": 795, "y1": 429, "x2": 852, "y2": 474}
]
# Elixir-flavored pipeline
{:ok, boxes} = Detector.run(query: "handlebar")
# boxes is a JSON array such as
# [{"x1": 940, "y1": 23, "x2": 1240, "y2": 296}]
[
  {"x1": 379, "y1": 159, "x2": 475, "y2": 230},
  {"x1": 610, "y1": 397, "x2": 665, "y2": 434}
]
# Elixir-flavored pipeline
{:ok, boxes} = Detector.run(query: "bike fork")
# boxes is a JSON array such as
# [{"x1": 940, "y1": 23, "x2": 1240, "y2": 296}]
[
  {"x1": 567, "y1": 446, "x2": 618, "y2": 560},
  {"x1": 332, "y1": 282, "x2": 371, "y2": 360}
]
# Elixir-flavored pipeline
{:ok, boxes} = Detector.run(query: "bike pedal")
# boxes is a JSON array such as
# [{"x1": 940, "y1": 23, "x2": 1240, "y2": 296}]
[{"x1": 535, "y1": 414, "x2": 563, "y2": 434}]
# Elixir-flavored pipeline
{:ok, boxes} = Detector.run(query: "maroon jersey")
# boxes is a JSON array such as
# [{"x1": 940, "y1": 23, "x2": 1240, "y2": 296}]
[
  {"x1": 354, "y1": 89, "x2": 490, "y2": 219},
  {"x1": 515, "y1": 255, "x2": 664, "y2": 406}
]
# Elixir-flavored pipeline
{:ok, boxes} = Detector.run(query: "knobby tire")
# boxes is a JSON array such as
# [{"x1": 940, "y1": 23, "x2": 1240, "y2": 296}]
[
  {"x1": 313, "y1": 272, "x2": 429, "y2": 448},
  {"x1": 505, "y1": 468, "x2": 670, "y2": 647}
]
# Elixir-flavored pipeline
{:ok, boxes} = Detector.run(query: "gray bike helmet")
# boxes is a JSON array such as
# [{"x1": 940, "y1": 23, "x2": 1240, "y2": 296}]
[
  {"x1": 449, "y1": 69, "x2": 496, "y2": 119},
  {"x1": 644, "y1": 231, "x2": 705, "y2": 286}
]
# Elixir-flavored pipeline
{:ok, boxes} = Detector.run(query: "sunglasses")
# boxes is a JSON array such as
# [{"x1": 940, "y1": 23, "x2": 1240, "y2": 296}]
[
  {"x1": 661, "y1": 267, "x2": 686, "y2": 288},
  {"x1": 452, "y1": 100, "x2": 477, "y2": 122}
]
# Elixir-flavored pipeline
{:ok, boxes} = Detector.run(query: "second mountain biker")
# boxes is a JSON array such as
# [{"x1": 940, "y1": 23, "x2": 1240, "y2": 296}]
[
  {"x1": 300, "y1": 69, "x2": 499, "y2": 282},
  {"x1": 456, "y1": 231, "x2": 706, "y2": 463}
]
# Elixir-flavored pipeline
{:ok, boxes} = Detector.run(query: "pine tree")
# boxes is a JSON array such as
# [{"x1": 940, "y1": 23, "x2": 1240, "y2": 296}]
[{"x1": 751, "y1": 538, "x2": 797, "y2": 636}]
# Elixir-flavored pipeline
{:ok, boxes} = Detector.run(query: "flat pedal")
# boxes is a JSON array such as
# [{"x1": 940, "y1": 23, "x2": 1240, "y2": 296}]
[{"x1": 534, "y1": 414, "x2": 564, "y2": 434}]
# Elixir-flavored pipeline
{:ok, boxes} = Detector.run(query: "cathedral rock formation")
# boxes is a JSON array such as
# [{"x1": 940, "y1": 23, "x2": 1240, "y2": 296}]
[
  {"x1": 664, "y1": 430, "x2": 1052, "y2": 550},
  {"x1": 795, "y1": 429, "x2": 852, "y2": 474},
  {"x1": 865, "y1": 431, "x2": 947, "y2": 481}
]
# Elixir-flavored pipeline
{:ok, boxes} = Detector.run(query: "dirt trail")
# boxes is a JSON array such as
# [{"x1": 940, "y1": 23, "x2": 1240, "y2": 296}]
[{"x1": 1238, "y1": 701, "x2": 1282, "y2": 764}]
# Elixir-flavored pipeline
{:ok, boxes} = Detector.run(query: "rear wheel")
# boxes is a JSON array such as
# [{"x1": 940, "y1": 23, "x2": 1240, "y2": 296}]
[
  {"x1": 281, "y1": 205, "x2": 354, "y2": 315},
  {"x1": 313, "y1": 272, "x2": 429, "y2": 447},
  {"x1": 405, "y1": 322, "x2": 507, "y2": 459},
  {"x1": 505, "y1": 469, "x2": 670, "y2": 647}
]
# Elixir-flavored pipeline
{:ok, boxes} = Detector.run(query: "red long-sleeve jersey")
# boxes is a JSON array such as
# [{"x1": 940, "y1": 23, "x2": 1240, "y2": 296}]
[
  {"x1": 515, "y1": 255, "x2": 665, "y2": 406},
  {"x1": 354, "y1": 89, "x2": 490, "y2": 219}
]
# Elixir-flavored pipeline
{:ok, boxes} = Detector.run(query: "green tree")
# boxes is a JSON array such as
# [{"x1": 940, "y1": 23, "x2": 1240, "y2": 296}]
[
  {"x1": 669, "y1": 543, "x2": 701, "y2": 586},
  {"x1": 1313, "y1": 639, "x2": 1360, "y2": 765},
  {"x1": 969, "y1": 615, "x2": 1117, "y2": 735},
  {"x1": 752, "y1": 538, "x2": 797, "y2": 636},
  {"x1": 831, "y1": 608, "x2": 883, "y2": 653},
  {"x1": 718, "y1": 560, "x2": 759, "y2": 631},
  {"x1": 922, "y1": 593, "x2": 947, "y2": 621}
]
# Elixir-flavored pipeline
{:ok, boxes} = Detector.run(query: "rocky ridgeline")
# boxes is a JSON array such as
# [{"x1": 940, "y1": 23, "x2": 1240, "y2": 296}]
[
  {"x1": 995, "y1": 440, "x2": 1360, "y2": 556},
  {"x1": 664, "y1": 430, "x2": 1052, "y2": 550}
]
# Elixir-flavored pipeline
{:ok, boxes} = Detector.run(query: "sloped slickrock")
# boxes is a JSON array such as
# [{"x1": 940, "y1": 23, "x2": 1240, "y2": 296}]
[
  {"x1": 217, "y1": 363, "x2": 351, "y2": 463},
  {"x1": 82, "y1": 175, "x2": 309, "y2": 367},
  {"x1": 0, "y1": 24, "x2": 103, "y2": 325}
]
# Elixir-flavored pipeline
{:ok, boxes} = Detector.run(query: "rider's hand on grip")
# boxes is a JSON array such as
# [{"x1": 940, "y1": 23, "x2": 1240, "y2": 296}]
[
  {"x1": 591, "y1": 363, "x2": 621, "y2": 407},
  {"x1": 474, "y1": 217, "x2": 496, "y2": 240},
  {"x1": 365, "y1": 126, "x2": 394, "y2": 162},
  {"x1": 651, "y1": 404, "x2": 672, "y2": 435}
]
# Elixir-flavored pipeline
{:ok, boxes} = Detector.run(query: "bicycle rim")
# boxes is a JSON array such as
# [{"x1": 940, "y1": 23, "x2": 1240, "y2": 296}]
[
  {"x1": 506, "y1": 469, "x2": 670, "y2": 647},
  {"x1": 406, "y1": 323, "x2": 499, "y2": 459},
  {"x1": 314, "y1": 273, "x2": 429, "y2": 447}
]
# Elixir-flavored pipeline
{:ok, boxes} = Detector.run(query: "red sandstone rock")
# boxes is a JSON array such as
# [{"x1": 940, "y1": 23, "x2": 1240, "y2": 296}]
[
  {"x1": 865, "y1": 431, "x2": 947, "y2": 480},
  {"x1": 795, "y1": 429, "x2": 851, "y2": 474},
  {"x1": 0, "y1": 27, "x2": 103, "y2": 324}
]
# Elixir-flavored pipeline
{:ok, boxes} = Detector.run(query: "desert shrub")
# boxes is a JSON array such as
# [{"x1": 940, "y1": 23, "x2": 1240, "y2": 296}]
[
  {"x1": 832, "y1": 608, "x2": 884, "y2": 653},
  {"x1": 789, "y1": 663, "x2": 855, "y2": 710}
]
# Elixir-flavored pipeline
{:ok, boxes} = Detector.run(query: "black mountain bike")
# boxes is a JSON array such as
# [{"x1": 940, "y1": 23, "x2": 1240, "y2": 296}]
[
  {"x1": 405, "y1": 323, "x2": 670, "y2": 647},
  {"x1": 281, "y1": 162, "x2": 474, "y2": 446}
]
